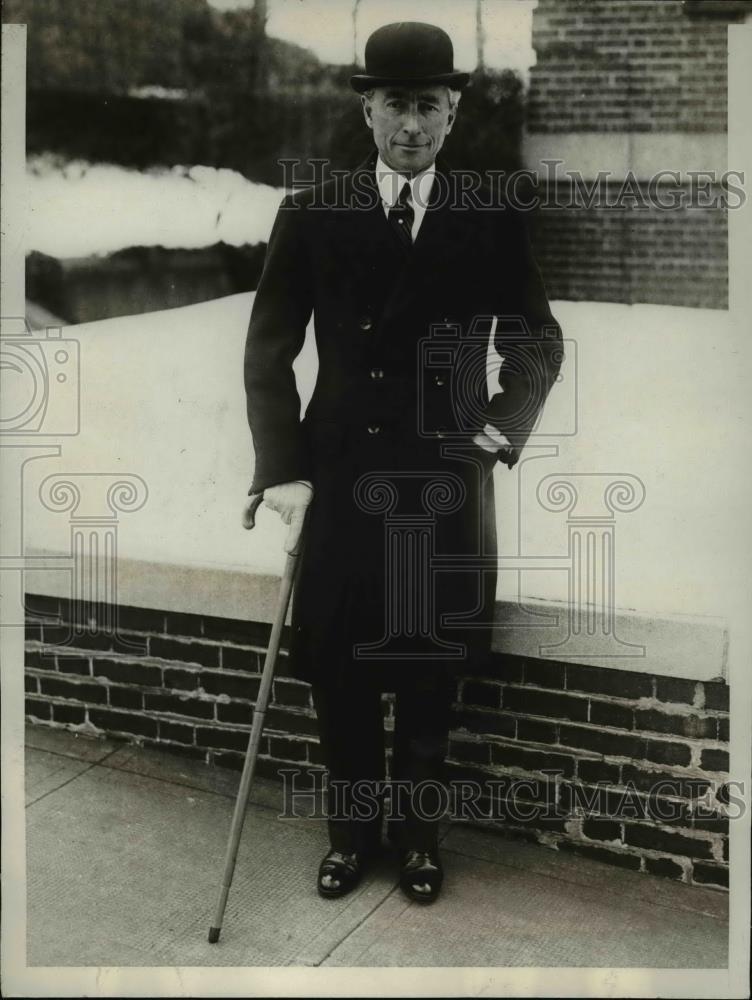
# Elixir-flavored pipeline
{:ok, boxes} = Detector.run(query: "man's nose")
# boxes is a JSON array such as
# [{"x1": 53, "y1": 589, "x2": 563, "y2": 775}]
[{"x1": 400, "y1": 105, "x2": 421, "y2": 135}]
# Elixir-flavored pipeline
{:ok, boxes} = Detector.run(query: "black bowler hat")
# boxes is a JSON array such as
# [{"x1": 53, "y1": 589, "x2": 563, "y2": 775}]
[{"x1": 350, "y1": 21, "x2": 470, "y2": 94}]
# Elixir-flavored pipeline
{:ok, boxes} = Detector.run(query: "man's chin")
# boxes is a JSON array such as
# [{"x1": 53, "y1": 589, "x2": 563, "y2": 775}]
[{"x1": 389, "y1": 147, "x2": 433, "y2": 174}]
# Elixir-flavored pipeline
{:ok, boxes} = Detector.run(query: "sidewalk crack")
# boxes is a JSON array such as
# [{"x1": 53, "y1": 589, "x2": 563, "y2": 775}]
[{"x1": 25, "y1": 747, "x2": 121, "y2": 809}]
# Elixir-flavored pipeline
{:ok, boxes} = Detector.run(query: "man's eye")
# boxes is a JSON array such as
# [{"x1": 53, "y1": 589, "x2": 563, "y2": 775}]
[{"x1": 420, "y1": 104, "x2": 439, "y2": 114}]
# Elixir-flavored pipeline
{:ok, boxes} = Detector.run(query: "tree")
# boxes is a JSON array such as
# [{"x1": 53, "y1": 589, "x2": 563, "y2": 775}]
[
  {"x1": 476, "y1": 0, "x2": 486, "y2": 70},
  {"x1": 352, "y1": 0, "x2": 362, "y2": 65}
]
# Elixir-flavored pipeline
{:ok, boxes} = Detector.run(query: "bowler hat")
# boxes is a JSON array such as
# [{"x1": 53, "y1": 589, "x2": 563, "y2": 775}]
[{"x1": 350, "y1": 21, "x2": 470, "y2": 94}]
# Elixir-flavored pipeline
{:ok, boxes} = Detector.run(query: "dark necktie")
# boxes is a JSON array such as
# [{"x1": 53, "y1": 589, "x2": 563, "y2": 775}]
[{"x1": 388, "y1": 180, "x2": 414, "y2": 250}]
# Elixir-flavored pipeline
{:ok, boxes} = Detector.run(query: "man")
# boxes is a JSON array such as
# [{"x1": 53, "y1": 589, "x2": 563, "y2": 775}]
[{"x1": 242, "y1": 21, "x2": 562, "y2": 903}]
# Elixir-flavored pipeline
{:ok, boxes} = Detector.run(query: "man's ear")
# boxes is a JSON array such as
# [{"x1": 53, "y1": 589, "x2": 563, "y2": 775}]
[
  {"x1": 445, "y1": 108, "x2": 456, "y2": 134},
  {"x1": 361, "y1": 95, "x2": 373, "y2": 129}
]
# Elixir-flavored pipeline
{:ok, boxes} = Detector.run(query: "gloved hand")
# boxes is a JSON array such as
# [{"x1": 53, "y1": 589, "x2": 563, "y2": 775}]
[{"x1": 242, "y1": 480, "x2": 313, "y2": 555}]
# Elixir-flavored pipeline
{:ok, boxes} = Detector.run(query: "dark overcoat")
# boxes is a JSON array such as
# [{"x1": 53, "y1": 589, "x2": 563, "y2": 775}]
[{"x1": 244, "y1": 151, "x2": 563, "y2": 690}]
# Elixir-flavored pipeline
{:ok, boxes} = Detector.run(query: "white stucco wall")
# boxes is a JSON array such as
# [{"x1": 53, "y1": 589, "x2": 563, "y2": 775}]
[{"x1": 18, "y1": 293, "x2": 746, "y2": 677}]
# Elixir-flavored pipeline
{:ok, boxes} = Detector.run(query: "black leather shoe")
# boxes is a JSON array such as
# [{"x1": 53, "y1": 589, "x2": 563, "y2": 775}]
[
  {"x1": 317, "y1": 848, "x2": 367, "y2": 899},
  {"x1": 399, "y1": 847, "x2": 444, "y2": 904}
]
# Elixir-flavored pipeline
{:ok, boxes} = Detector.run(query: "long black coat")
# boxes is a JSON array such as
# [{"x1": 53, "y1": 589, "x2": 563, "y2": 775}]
[{"x1": 244, "y1": 152, "x2": 563, "y2": 689}]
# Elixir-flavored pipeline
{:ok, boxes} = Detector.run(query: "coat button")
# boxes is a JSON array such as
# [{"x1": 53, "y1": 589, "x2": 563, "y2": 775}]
[
  {"x1": 433, "y1": 373, "x2": 446, "y2": 387},
  {"x1": 367, "y1": 424, "x2": 381, "y2": 435},
  {"x1": 370, "y1": 368, "x2": 384, "y2": 380},
  {"x1": 359, "y1": 316, "x2": 373, "y2": 331}
]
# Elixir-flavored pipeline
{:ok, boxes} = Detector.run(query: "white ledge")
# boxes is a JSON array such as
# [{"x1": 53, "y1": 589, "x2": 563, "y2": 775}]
[{"x1": 23, "y1": 552, "x2": 727, "y2": 683}]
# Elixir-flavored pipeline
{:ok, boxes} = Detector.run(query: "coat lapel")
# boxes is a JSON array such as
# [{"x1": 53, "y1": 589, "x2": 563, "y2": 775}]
[
  {"x1": 329, "y1": 152, "x2": 403, "y2": 301},
  {"x1": 379, "y1": 155, "x2": 478, "y2": 325},
  {"x1": 327, "y1": 152, "x2": 478, "y2": 322}
]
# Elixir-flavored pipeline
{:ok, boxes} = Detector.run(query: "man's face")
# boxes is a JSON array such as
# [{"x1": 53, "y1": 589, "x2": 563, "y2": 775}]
[{"x1": 361, "y1": 86, "x2": 456, "y2": 176}]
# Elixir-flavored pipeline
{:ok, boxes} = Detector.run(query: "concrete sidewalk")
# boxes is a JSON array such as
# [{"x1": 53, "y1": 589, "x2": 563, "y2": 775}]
[{"x1": 25, "y1": 724, "x2": 728, "y2": 968}]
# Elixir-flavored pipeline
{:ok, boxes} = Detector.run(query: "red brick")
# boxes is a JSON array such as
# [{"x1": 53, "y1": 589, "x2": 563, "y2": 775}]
[
  {"x1": 556, "y1": 842, "x2": 641, "y2": 871},
  {"x1": 516, "y1": 717, "x2": 557, "y2": 745},
  {"x1": 559, "y1": 723, "x2": 646, "y2": 759},
  {"x1": 703, "y1": 683, "x2": 729, "y2": 711},
  {"x1": 644, "y1": 740, "x2": 691, "y2": 767},
  {"x1": 645, "y1": 856, "x2": 685, "y2": 880},
  {"x1": 273, "y1": 679, "x2": 312, "y2": 709},
  {"x1": 521, "y1": 659, "x2": 566, "y2": 689},
  {"x1": 264, "y1": 706, "x2": 319, "y2": 738},
  {"x1": 655, "y1": 677, "x2": 702, "y2": 705},
  {"x1": 589, "y1": 700, "x2": 634, "y2": 731},
  {"x1": 490, "y1": 742, "x2": 576, "y2": 778},
  {"x1": 624, "y1": 823, "x2": 713, "y2": 859},
  {"x1": 201, "y1": 670, "x2": 259, "y2": 701},
  {"x1": 149, "y1": 636, "x2": 219, "y2": 668},
  {"x1": 450, "y1": 738, "x2": 491, "y2": 766},
  {"x1": 109, "y1": 686, "x2": 143, "y2": 710},
  {"x1": 93, "y1": 657, "x2": 162, "y2": 688},
  {"x1": 634, "y1": 708, "x2": 716, "y2": 740},
  {"x1": 26, "y1": 697, "x2": 51, "y2": 720},
  {"x1": 144, "y1": 692, "x2": 214, "y2": 720},
  {"x1": 158, "y1": 720, "x2": 195, "y2": 745},
  {"x1": 462, "y1": 680, "x2": 502, "y2": 709},
  {"x1": 268, "y1": 736, "x2": 310, "y2": 762},
  {"x1": 577, "y1": 758, "x2": 621, "y2": 785},
  {"x1": 565, "y1": 665, "x2": 652, "y2": 699},
  {"x1": 699, "y1": 748, "x2": 729, "y2": 772},
  {"x1": 196, "y1": 726, "x2": 248, "y2": 753},
  {"x1": 452, "y1": 707, "x2": 516, "y2": 739},
  {"x1": 620, "y1": 764, "x2": 710, "y2": 799},
  {"x1": 163, "y1": 610, "x2": 203, "y2": 638},
  {"x1": 163, "y1": 666, "x2": 201, "y2": 692},
  {"x1": 89, "y1": 707, "x2": 157, "y2": 738},
  {"x1": 582, "y1": 817, "x2": 621, "y2": 842},
  {"x1": 221, "y1": 645, "x2": 264, "y2": 673},
  {"x1": 39, "y1": 675, "x2": 107, "y2": 703},
  {"x1": 55, "y1": 655, "x2": 91, "y2": 676},
  {"x1": 503, "y1": 687, "x2": 588, "y2": 723},
  {"x1": 112, "y1": 604, "x2": 166, "y2": 634},
  {"x1": 51, "y1": 702, "x2": 85, "y2": 724},
  {"x1": 691, "y1": 862, "x2": 728, "y2": 889}
]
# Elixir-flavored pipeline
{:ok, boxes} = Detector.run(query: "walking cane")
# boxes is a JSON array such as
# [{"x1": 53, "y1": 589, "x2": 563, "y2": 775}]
[{"x1": 208, "y1": 490, "x2": 305, "y2": 943}]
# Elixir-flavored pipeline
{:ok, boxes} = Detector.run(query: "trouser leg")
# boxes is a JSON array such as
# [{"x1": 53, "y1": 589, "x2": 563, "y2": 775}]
[
  {"x1": 390, "y1": 671, "x2": 455, "y2": 852},
  {"x1": 311, "y1": 673, "x2": 386, "y2": 855}
]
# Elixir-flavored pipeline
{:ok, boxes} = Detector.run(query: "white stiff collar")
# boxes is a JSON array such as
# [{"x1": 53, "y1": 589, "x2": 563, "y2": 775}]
[{"x1": 375, "y1": 155, "x2": 436, "y2": 212}]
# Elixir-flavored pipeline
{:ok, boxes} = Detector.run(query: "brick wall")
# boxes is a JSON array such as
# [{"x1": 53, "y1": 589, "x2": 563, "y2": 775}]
[
  {"x1": 526, "y1": 0, "x2": 736, "y2": 309},
  {"x1": 528, "y1": 0, "x2": 738, "y2": 133},
  {"x1": 24, "y1": 593, "x2": 730, "y2": 891},
  {"x1": 529, "y1": 183, "x2": 729, "y2": 308}
]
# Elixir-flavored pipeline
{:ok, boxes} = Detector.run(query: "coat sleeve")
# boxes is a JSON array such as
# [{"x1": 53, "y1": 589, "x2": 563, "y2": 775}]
[
  {"x1": 244, "y1": 195, "x2": 314, "y2": 494},
  {"x1": 481, "y1": 207, "x2": 564, "y2": 469}
]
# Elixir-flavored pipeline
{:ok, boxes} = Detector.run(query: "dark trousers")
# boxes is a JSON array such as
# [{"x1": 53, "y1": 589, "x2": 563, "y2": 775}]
[{"x1": 311, "y1": 669, "x2": 455, "y2": 855}]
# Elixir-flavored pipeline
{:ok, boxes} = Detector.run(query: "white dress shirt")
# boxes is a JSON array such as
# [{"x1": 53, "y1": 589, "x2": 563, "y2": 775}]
[
  {"x1": 374, "y1": 155, "x2": 511, "y2": 458},
  {"x1": 375, "y1": 155, "x2": 435, "y2": 243}
]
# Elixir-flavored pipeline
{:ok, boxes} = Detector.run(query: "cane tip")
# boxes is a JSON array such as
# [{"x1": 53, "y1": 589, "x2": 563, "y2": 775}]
[{"x1": 208, "y1": 926, "x2": 221, "y2": 943}]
